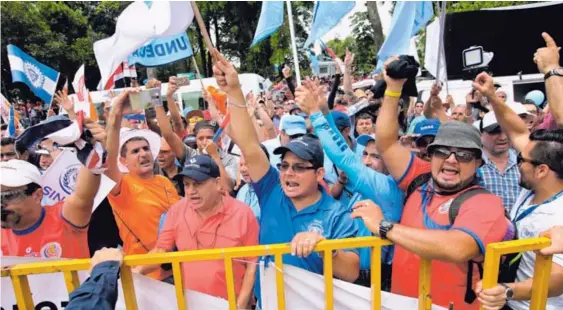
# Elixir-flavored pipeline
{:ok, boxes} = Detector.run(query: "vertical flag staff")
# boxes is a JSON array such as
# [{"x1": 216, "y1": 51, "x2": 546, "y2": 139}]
[
  {"x1": 286, "y1": 0, "x2": 302, "y2": 86},
  {"x1": 437, "y1": 1, "x2": 449, "y2": 92}
]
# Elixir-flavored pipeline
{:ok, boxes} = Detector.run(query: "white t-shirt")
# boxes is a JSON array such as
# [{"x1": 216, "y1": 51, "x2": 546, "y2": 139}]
[{"x1": 508, "y1": 188, "x2": 563, "y2": 310}]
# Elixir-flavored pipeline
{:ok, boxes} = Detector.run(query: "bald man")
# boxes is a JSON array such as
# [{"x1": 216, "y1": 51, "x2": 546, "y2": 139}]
[{"x1": 154, "y1": 138, "x2": 184, "y2": 196}]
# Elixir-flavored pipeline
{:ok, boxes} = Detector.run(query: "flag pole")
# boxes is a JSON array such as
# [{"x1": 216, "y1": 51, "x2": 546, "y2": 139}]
[
  {"x1": 190, "y1": 2, "x2": 215, "y2": 57},
  {"x1": 436, "y1": 1, "x2": 448, "y2": 92},
  {"x1": 191, "y1": 56, "x2": 206, "y2": 90},
  {"x1": 286, "y1": 0, "x2": 302, "y2": 86}
]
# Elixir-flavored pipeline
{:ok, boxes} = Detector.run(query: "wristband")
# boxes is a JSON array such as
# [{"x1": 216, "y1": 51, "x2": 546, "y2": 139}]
[{"x1": 384, "y1": 90, "x2": 401, "y2": 98}]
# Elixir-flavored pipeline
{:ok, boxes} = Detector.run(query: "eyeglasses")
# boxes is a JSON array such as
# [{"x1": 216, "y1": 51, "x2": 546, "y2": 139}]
[
  {"x1": 431, "y1": 147, "x2": 478, "y2": 163},
  {"x1": 277, "y1": 163, "x2": 317, "y2": 173},
  {"x1": 516, "y1": 153, "x2": 555, "y2": 172},
  {"x1": 483, "y1": 125, "x2": 502, "y2": 135},
  {"x1": 0, "y1": 189, "x2": 28, "y2": 205},
  {"x1": 1, "y1": 152, "x2": 18, "y2": 160}
]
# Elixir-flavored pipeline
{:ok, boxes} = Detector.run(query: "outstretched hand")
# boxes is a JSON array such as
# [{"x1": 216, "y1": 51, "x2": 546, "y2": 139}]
[
  {"x1": 212, "y1": 49, "x2": 241, "y2": 94},
  {"x1": 295, "y1": 78, "x2": 322, "y2": 115},
  {"x1": 534, "y1": 32, "x2": 560, "y2": 74}
]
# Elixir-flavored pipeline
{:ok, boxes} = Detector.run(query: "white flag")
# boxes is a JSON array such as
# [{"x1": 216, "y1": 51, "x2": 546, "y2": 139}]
[
  {"x1": 424, "y1": 17, "x2": 447, "y2": 83},
  {"x1": 72, "y1": 64, "x2": 88, "y2": 103},
  {"x1": 41, "y1": 149, "x2": 115, "y2": 211},
  {"x1": 94, "y1": 1, "x2": 194, "y2": 89}
]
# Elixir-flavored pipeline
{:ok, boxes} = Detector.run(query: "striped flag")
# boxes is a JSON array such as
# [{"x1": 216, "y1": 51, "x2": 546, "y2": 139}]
[
  {"x1": 6, "y1": 104, "x2": 17, "y2": 137},
  {"x1": 104, "y1": 63, "x2": 124, "y2": 90},
  {"x1": 1, "y1": 94, "x2": 20, "y2": 130}
]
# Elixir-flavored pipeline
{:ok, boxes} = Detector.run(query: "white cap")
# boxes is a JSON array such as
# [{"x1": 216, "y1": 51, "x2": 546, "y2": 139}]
[
  {"x1": 0, "y1": 160, "x2": 42, "y2": 187},
  {"x1": 481, "y1": 102, "x2": 533, "y2": 130},
  {"x1": 118, "y1": 128, "x2": 161, "y2": 173}
]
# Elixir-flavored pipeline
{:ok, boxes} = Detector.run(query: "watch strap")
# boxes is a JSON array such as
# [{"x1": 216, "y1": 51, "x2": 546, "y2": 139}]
[
  {"x1": 499, "y1": 283, "x2": 513, "y2": 300},
  {"x1": 545, "y1": 67, "x2": 563, "y2": 80}
]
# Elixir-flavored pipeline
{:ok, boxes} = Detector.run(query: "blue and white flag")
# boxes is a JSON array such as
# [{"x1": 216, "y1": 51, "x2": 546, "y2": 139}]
[
  {"x1": 303, "y1": 1, "x2": 355, "y2": 48},
  {"x1": 7, "y1": 44, "x2": 60, "y2": 104},
  {"x1": 128, "y1": 32, "x2": 193, "y2": 67},
  {"x1": 375, "y1": 1, "x2": 433, "y2": 72},
  {"x1": 251, "y1": 1, "x2": 285, "y2": 47}
]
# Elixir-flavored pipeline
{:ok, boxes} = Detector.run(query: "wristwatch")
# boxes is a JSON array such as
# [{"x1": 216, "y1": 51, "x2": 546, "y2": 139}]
[
  {"x1": 544, "y1": 67, "x2": 563, "y2": 80},
  {"x1": 499, "y1": 283, "x2": 514, "y2": 301},
  {"x1": 379, "y1": 220, "x2": 394, "y2": 239}
]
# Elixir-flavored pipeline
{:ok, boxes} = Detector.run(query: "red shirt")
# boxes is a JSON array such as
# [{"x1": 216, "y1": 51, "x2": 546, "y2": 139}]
[
  {"x1": 1, "y1": 202, "x2": 89, "y2": 259},
  {"x1": 391, "y1": 156, "x2": 507, "y2": 310},
  {"x1": 156, "y1": 195, "x2": 259, "y2": 300}
]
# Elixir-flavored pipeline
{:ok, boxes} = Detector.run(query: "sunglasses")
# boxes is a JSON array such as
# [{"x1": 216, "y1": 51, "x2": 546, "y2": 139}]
[
  {"x1": 483, "y1": 125, "x2": 502, "y2": 135},
  {"x1": 516, "y1": 153, "x2": 555, "y2": 172},
  {"x1": 0, "y1": 189, "x2": 29, "y2": 205},
  {"x1": 277, "y1": 163, "x2": 317, "y2": 173},
  {"x1": 431, "y1": 147, "x2": 478, "y2": 163}
]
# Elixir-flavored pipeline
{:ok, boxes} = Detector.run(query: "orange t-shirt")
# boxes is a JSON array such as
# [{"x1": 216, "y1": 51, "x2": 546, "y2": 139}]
[
  {"x1": 156, "y1": 195, "x2": 259, "y2": 300},
  {"x1": 1, "y1": 202, "x2": 90, "y2": 259},
  {"x1": 108, "y1": 174, "x2": 180, "y2": 279},
  {"x1": 391, "y1": 155, "x2": 507, "y2": 310}
]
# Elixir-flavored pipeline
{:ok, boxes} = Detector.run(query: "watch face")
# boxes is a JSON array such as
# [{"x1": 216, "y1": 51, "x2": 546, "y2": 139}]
[{"x1": 555, "y1": 67, "x2": 563, "y2": 76}]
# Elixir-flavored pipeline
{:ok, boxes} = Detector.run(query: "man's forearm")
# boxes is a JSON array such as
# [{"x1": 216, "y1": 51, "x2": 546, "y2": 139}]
[
  {"x1": 166, "y1": 94, "x2": 185, "y2": 137},
  {"x1": 237, "y1": 263, "x2": 257, "y2": 307},
  {"x1": 546, "y1": 77, "x2": 563, "y2": 126},
  {"x1": 376, "y1": 94, "x2": 401, "y2": 153},
  {"x1": 257, "y1": 107, "x2": 276, "y2": 139},
  {"x1": 508, "y1": 266, "x2": 563, "y2": 300},
  {"x1": 332, "y1": 251, "x2": 360, "y2": 282},
  {"x1": 386, "y1": 224, "x2": 479, "y2": 264}
]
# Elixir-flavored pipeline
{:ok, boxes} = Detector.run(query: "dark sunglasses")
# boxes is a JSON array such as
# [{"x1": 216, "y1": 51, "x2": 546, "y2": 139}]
[
  {"x1": 483, "y1": 125, "x2": 502, "y2": 135},
  {"x1": 516, "y1": 153, "x2": 555, "y2": 172},
  {"x1": 277, "y1": 163, "x2": 317, "y2": 173},
  {"x1": 431, "y1": 147, "x2": 478, "y2": 163}
]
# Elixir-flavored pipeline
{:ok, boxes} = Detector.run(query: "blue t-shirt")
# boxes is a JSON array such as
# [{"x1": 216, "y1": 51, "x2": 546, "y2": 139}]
[
  {"x1": 235, "y1": 183, "x2": 261, "y2": 221},
  {"x1": 251, "y1": 166, "x2": 359, "y2": 301},
  {"x1": 312, "y1": 111, "x2": 404, "y2": 268}
]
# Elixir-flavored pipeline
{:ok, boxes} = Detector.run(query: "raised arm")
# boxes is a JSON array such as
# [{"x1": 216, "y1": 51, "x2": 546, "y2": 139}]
[
  {"x1": 536, "y1": 32, "x2": 563, "y2": 126},
  {"x1": 161, "y1": 77, "x2": 186, "y2": 138},
  {"x1": 105, "y1": 90, "x2": 133, "y2": 195},
  {"x1": 473, "y1": 72, "x2": 530, "y2": 153},
  {"x1": 283, "y1": 65, "x2": 295, "y2": 96},
  {"x1": 212, "y1": 49, "x2": 270, "y2": 182},
  {"x1": 155, "y1": 77, "x2": 196, "y2": 161},
  {"x1": 375, "y1": 58, "x2": 414, "y2": 180}
]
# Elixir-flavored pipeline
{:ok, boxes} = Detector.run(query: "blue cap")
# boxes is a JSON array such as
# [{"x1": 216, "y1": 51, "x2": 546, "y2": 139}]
[
  {"x1": 274, "y1": 135, "x2": 324, "y2": 167},
  {"x1": 357, "y1": 134, "x2": 376, "y2": 147},
  {"x1": 330, "y1": 111, "x2": 351, "y2": 129},
  {"x1": 182, "y1": 106, "x2": 193, "y2": 118},
  {"x1": 280, "y1": 115, "x2": 307, "y2": 136},
  {"x1": 180, "y1": 155, "x2": 220, "y2": 182},
  {"x1": 414, "y1": 118, "x2": 440, "y2": 138}
]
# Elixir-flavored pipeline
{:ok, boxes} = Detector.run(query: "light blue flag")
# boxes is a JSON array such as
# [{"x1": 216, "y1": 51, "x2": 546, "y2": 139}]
[
  {"x1": 128, "y1": 32, "x2": 193, "y2": 67},
  {"x1": 303, "y1": 1, "x2": 356, "y2": 48},
  {"x1": 7, "y1": 45, "x2": 60, "y2": 104},
  {"x1": 7, "y1": 104, "x2": 16, "y2": 137},
  {"x1": 308, "y1": 51, "x2": 320, "y2": 76},
  {"x1": 251, "y1": 1, "x2": 285, "y2": 47},
  {"x1": 375, "y1": 1, "x2": 434, "y2": 72}
]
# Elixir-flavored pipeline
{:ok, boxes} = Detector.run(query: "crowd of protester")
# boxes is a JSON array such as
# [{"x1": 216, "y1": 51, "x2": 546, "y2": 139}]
[{"x1": 2, "y1": 32, "x2": 563, "y2": 310}]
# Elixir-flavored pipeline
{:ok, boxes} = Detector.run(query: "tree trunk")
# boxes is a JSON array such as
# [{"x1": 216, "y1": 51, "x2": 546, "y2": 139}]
[{"x1": 366, "y1": 2, "x2": 385, "y2": 52}]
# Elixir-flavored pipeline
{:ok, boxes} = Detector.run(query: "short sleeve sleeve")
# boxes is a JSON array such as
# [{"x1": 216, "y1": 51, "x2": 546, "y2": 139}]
[
  {"x1": 396, "y1": 154, "x2": 432, "y2": 191},
  {"x1": 327, "y1": 207, "x2": 359, "y2": 255},
  {"x1": 451, "y1": 194, "x2": 507, "y2": 255},
  {"x1": 251, "y1": 165, "x2": 280, "y2": 203}
]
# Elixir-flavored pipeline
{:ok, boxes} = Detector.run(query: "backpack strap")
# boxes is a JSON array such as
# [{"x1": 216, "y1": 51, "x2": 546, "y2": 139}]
[
  {"x1": 403, "y1": 172, "x2": 432, "y2": 205},
  {"x1": 448, "y1": 187, "x2": 491, "y2": 225}
]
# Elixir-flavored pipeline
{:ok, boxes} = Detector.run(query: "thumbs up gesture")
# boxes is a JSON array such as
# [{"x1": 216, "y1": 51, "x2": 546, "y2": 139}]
[{"x1": 534, "y1": 32, "x2": 560, "y2": 74}]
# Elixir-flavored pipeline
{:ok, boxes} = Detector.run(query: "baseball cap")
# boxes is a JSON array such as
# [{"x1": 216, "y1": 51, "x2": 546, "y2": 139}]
[
  {"x1": 194, "y1": 120, "x2": 219, "y2": 135},
  {"x1": 0, "y1": 160, "x2": 42, "y2": 187},
  {"x1": 179, "y1": 155, "x2": 220, "y2": 182},
  {"x1": 330, "y1": 111, "x2": 351, "y2": 130},
  {"x1": 274, "y1": 135, "x2": 324, "y2": 168},
  {"x1": 357, "y1": 134, "x2": 375, "y2": 147},
  {"x1": 280, "y1": 115, "x2": 307, "y2": 136},
  {"x1": 427, "y1": 121, "x2": 483, "y2": 157},
  {"x1": 118, "y1": 128, "x2": 161, "y2": 173},
  {"x1": 480, "y1": 102, "x2": 532, "y2": 133},
  {"x1": 414, "y1": 118, "x2": 440, "y2": 138},
  {"x1": 524, "y1": 90, "x2": 545, "y2": 107}
]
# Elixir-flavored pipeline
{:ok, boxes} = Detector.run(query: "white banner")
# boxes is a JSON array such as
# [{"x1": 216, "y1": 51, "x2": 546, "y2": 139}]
[
  {"x1": 41, "y1": 149, "x2": 115, "y2": 210},
  {"x1": 260, "y1": 262, "x2": 448, "y2": 310},
  {"x1": 1, "y1": 257, "x2": 229, "y2": 310}
]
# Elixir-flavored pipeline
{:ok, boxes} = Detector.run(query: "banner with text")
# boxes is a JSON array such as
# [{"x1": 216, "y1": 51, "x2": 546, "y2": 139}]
[{"x1": 128, "y1": 32, "x2": 193, "y2": 67}]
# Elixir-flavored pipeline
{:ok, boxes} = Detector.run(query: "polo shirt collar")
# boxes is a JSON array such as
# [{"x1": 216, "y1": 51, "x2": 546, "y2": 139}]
[{"x1": 185, "y1": 196, "x2": 232, "y2": 237}]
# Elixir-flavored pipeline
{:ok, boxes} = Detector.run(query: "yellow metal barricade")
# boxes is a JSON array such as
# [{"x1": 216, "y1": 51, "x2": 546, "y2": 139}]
[
  {"x1": 1, "y1": 236, "x2": 553, "y2": 310},
  {"x1": 481, "y1": 237, "x2": 553, "y2": 310}
]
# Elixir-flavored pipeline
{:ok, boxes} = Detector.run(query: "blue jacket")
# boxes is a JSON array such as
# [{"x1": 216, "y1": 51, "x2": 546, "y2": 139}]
[{"x1": 66, "y1": 261, "x2": 120, "y2": 310}]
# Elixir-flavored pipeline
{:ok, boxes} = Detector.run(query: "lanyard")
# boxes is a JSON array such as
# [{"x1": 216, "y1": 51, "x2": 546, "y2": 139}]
[
  {"x1": 420, "y1": 183, "x2": 452, "y2": 230},
  {"x1": 514, "y1": 190, "x2": 563, "y2": 223}
]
